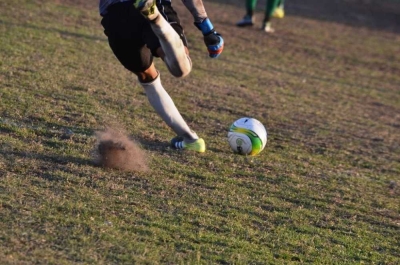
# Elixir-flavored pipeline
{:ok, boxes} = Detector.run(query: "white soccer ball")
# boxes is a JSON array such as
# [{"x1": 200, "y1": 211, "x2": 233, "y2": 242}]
[{"x1": 227, "y1": 117, "x2": 267, "y2": 156}]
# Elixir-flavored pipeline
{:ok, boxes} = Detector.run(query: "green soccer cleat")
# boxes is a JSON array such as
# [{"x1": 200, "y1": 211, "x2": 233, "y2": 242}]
[
  {"x1": 170, "y1": 137, "x2": 206, "y2": 153},
  {"x1": 134, "y1": 0, "x2": 158, "y2": 20}
]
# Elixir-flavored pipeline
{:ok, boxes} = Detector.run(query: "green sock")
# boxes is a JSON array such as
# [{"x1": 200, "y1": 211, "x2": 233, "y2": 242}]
[
  {"x1": 264, "y1": 0, "x2": 281, "y2": 22},
  {"x1": 245, "y1": 0, "x2": 257, "y2": 17}
]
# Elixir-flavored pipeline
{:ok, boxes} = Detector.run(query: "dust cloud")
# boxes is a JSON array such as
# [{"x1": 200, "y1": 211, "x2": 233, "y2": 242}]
[{"x1": 94, "y1": 127, "x2": 149, "y2": 172}]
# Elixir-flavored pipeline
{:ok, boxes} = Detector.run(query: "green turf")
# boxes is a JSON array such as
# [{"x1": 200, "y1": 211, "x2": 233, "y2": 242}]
[{"x1": 1, "y1": 0, "x2": 399, "y2": 264}]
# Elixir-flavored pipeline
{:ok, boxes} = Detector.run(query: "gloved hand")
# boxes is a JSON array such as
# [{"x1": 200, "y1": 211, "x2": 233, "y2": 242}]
[{"x1": 194, "y1": 18, "x2": 224, "y2": 58}]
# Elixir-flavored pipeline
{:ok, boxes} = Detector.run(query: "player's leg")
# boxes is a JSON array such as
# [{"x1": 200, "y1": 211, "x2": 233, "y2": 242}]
[
  {"x1": 236, "y1": 0, "x2": 257, "y2": 27},
  {"x1": 135, "y1": 0, "x2": 192, "y2": 78},
  {"x1": 262, "y1": 0, "x2": 281, "y2": 32},
  {"x1": 101, "y1": 2, "x2": 204, "y2": 152},
  {"x1": 142, "y1": 2, "x2": 206, "y2": 150},
  {"x1": 273, "y1": 0, "x2": 285, "y2": 18},
  {"x1": 140, "y1": 70, "x2": 205, "y2": 153}
]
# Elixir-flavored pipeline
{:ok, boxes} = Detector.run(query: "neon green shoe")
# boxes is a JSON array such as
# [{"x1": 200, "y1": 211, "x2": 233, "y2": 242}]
[
  {"x1": 273, "y1": 7, "x2": 285, "y2": 19},
  {"x1": 171, "y1": 137, "x2": 206, "y2": 153},
  {"x1": 134, "y1": 0, "x2": 158, "y2": 20}
]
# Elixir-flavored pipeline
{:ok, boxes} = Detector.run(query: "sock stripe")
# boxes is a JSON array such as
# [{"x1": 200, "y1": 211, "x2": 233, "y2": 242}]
[{"x1": 174, "y1": 141, "x2": 184, "y2": 149}]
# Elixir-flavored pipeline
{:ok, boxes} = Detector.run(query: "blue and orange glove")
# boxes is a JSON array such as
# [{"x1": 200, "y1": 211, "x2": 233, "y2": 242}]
[{"x1": 194, "y1": 18, "x2": 224, "y2": 58}]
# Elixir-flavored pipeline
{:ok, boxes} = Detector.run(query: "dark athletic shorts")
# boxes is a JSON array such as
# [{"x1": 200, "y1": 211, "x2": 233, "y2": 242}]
[{"x1": 101, "y1": 0, "x2": 188, "y2": 73}]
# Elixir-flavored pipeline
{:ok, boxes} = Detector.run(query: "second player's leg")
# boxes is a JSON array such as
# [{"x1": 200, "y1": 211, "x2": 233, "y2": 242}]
[
  {"x1": 236, "y1": 0, "x2": 257, "y2": 26},
  {"x1": 262, "y1": 0, "x2": 281, "y2": 32}
]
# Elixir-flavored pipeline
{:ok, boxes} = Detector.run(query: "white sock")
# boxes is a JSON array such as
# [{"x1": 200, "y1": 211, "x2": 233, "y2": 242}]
[
  {"x1": 149, "y1": 15, "x2": 192, "y2": 78},
  {"x1": 140, "y1": 73, "x2": 198, "y2": 140}
]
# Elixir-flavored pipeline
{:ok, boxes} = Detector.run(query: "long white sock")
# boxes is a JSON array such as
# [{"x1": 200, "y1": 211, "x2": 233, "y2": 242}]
[
  {"x1": 149, "y1": 14, "x2": 192, "y2": 78},
  {"x1": 140, "y1": 73, "x2": 198, "y2": 140}
]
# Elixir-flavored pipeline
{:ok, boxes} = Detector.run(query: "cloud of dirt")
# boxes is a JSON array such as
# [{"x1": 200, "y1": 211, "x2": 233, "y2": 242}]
[{"x1": 94, "y1": 127, "x2": 149, "y2": 172}]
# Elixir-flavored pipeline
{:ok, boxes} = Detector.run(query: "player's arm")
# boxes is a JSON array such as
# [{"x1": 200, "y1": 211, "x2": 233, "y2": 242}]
[{"x1": 181, "y1": 0, "x2": 224, "y2": 58}]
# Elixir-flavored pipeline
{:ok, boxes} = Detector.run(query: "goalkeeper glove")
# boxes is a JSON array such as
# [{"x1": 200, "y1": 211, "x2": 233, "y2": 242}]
[{"x1": 194, "y1": 18, "x2": 224, "y2": 58}]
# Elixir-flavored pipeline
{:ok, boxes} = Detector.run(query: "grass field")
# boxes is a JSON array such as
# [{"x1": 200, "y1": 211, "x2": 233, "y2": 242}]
[{"x1": 1, "y1": 0, "x2": 400, "y2": 264}]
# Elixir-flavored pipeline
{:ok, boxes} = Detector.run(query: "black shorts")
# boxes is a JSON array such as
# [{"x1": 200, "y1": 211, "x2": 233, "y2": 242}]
[{"x1": 101, "y1": 0, "x2": 188, "y2": 73}]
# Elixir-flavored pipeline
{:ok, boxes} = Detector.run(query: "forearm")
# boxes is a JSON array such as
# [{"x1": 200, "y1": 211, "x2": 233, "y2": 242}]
[
  {"x1": 181, "y1": 0, "x2": 207, "y2": 23},
  {"x1": 181, "y1": 0, "x2": 224, "y2": 58}
]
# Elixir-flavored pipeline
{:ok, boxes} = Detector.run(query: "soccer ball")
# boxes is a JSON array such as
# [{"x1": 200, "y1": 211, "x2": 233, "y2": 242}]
[{"x1": 227, "y1": 117, "x2": 267, "y2": 156}]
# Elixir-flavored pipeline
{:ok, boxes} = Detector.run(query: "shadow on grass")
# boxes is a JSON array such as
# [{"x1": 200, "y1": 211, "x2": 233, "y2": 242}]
[
  {"x1": 1, "y1": 117, "x2": 94, "y2": 140},
  {"x1": 1, "y1": 150, "x2": 94, "y2": 167},
  {"x1": 211, "y1": 0, "x2": 400, "y2": 34},
  {"x1": 129, "y1": 133, "x2": 231, "y2": 156},
  {"x1": 0, "y1": 19, "x2": 106, "y2": 42},
  {"x1": 214, "y1": 56, "x2": 398, "y2": 92},
  {"x1": 0, "y1": 149, "x2": 96, "y2": 183},
  {"x1": 131, "y1": 134, "x2": 174, "y2": 153}
]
